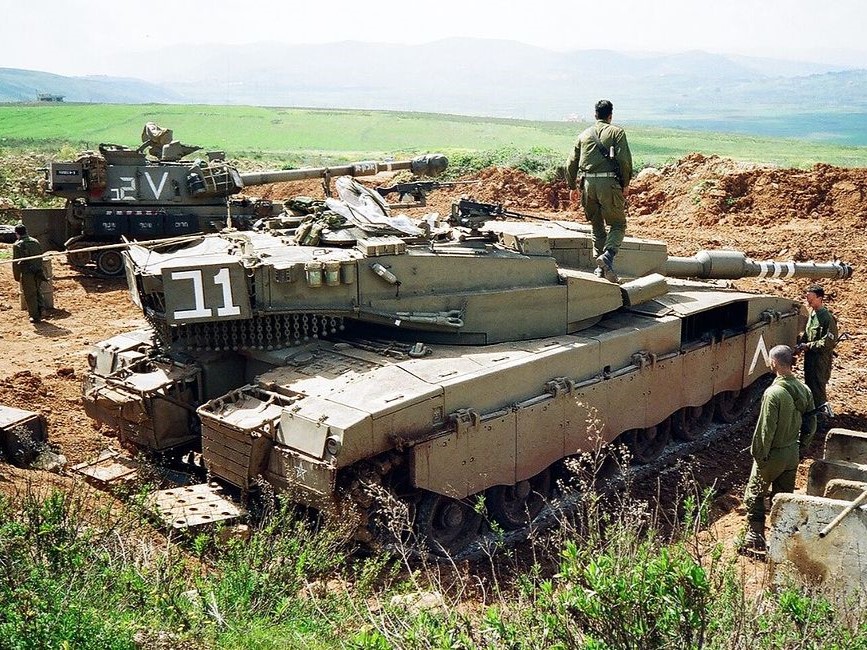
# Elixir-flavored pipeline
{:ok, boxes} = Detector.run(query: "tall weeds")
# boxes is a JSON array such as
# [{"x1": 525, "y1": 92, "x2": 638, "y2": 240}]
[{"x1": 1, "y1": 466, "x2": 866, "y2": 649}]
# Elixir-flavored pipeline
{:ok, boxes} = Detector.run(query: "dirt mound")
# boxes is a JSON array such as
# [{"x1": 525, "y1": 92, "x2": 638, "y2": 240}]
[
  {"x1": 630, "y1": 153, "x2": 867, "y2": 229},
  {"x1": 246, "y1": 167, "x2": 573, "y2": 216},
  {"x1": 243, "y1": 178, "x2": 327, "y2": 203},
  {"x1": 458, "y1": 167, "x2": 570, "y2": 210}
]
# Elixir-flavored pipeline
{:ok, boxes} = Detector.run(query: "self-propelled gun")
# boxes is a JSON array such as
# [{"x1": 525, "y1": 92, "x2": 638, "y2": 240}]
[{"x1": 21, "y1": 123, "x2": 447, "y2": 275}]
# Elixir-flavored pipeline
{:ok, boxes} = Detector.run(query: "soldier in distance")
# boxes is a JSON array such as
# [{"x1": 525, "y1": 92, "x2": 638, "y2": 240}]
[
  {"x1": 795, "y1": 284, "x2": 838, "y2": 433},
  {"x1": 12, "y1": 223, "x2": 47, "y2": 323}
]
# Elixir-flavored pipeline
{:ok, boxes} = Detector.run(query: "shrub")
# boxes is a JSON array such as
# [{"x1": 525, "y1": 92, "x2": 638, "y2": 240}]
[{"x1": 548, "y1": 532, "x2": 710, "y2": 649}]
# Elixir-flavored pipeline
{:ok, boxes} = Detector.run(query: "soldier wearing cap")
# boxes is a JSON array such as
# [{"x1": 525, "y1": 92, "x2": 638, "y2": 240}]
[
  {"x1": 796, "y1": 285, "x2": 838, "y2": 425},
  {"x1": 565, "y1": 99, "x2": 633, "y2": 283},
  {"x1": 12, "y1": 223, "x2": 46, "y2": 323}
]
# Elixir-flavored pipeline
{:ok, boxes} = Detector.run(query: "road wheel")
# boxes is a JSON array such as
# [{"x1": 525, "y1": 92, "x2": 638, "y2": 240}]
[
  {"x1": 671, "y1": 402, "x2": 714, "y2": 441},
  {"x1": 415, "y1": 492, "x2": 482, "y2": 556},
  {"x1": 624, "y1": 418, "x2": 672, "y2": 464},
  {"x1": 95, "y1": 250, "x2": 125, "y2": 276},
  {"x1": 65, "y1": 240, "x2": 93, "y2": 268},
  {"x1": 487, "y1": 468, "x2": 552, "y2": 530},
  {"x1": 714, "y1": 389, "x2": 751, "y2": 423}
]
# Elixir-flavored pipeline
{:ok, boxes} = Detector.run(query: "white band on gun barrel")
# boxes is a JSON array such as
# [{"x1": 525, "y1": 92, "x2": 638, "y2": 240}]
[{"x1": 757, "y1": 261, "x2": 794, "y2": 279}]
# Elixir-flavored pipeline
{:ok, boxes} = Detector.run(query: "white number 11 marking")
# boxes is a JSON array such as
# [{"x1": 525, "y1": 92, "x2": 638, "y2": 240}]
[
  {"x1": 214, "y1": 267, "x2": 241, "y2": 316},
  {"x1": 171, "y1": 267, "x2": 241, "y2": 320}
]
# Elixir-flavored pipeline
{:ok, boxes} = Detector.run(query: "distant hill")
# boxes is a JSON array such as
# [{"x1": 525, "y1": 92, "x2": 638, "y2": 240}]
[
  {"x1": 0, "y1": 68, "x2": 182, "y2": 104},
  {"x1": 2, "y1": 39, "x2": 866, "y2": 143}
]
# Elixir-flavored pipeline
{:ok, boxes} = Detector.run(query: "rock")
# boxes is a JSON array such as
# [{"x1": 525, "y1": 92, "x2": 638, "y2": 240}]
[
  {"x1": 31, "y1": 449, "x2": 67, "y2": 473},
  {"x1": 389, "y1": 590, "x2": 447, "y2": 616},
  {"x1": 635, "y1": 167, "x2": 661, "y2": 181},
  {"x1": 216, "y1": 524, "x2": 250, "y2": 544}
]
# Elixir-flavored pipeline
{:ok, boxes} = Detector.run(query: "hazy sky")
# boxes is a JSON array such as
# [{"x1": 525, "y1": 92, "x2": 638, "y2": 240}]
[{"x1": 2, "y1": 0, "x2": 866, "y2": 77}]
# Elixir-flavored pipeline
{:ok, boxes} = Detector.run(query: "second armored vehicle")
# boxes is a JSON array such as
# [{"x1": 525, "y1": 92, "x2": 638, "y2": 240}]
[{"x1": 21, "y1": 123, "x2": 447, "y2": 275}]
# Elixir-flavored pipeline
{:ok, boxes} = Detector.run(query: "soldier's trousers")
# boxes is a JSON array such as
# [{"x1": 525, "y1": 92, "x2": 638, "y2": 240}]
[
  {"x1": 804, "y1": 354, "x2": 831, "y2": 410},
  {"x1": 19, "y1": 272, "x2": 44, "y2": 320},
  {"x1": 582, "y1": 178, "x2": 626, "y2": 257},
  {"x1": 743, "y1": 459, "x2": 796, "y2": 524}
]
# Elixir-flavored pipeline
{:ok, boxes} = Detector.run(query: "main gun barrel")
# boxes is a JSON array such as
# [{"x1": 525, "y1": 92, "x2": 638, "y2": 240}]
[
  {"x1": 664, "y1": 250, "x2": 853, "y2": 281},
  {"x1": 239, "y1": 154, "x2": 448, "y2": 187}
]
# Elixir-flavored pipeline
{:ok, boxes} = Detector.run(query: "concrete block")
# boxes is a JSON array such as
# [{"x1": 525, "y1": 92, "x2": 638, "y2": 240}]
[
  {"x1": 768, "y1": 493, "x2": 867, "y2": 594},
  {"x1": 826, "y1": 479, "x2": 867, "y2": 501},
  {"x1": 825, "y1": 428, "x2": 867, "y2": 465},
  {"x1": 0, "y1": 405, "x2": 47, "y2": 467},
  {"x1": 806, "y1": 458, "x2": 867, "y2": 496}
]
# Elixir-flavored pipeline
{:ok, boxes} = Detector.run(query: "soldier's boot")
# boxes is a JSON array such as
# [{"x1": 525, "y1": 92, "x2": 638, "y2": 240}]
[
  {"x1": 596, "y1": 250, "x2": 620, "y2": 284},
  {"x1": 738, "y1": 520, "x2": 766, "y2": 555}
]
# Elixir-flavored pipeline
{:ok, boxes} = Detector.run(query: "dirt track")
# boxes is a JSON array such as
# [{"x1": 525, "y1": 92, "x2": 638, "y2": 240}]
[{"x1": 2, "y1": 156, "x2": 866, "y2": 563}]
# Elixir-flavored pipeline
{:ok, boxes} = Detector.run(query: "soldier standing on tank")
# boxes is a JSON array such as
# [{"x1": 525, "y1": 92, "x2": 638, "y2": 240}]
[
  {"x1": 12, "y1": 223, "x2": 46, "y2": 323},
  {"x1": 795, "y1": 285, "x2": 838, "y2": 429},
  {"x1": 740, "y1": 345, "x2": 816, "y2": 554},
  {"x1": 565, "y1": 99, "x2": 633, "y2": 283}
]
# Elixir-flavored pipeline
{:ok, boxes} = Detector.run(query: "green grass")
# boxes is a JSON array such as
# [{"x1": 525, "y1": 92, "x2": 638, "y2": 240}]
[
  {"x1": 2, "y1": 103, "x2": 867, "y2": 169},
  {"x1": 3, "y1": 480, "x2": 867, "y2": 649}
]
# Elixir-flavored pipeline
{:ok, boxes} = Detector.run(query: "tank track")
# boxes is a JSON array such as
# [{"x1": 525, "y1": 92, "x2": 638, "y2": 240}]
[{"x1": 349, "y1": 381, "x2": 768, "y2": 562}]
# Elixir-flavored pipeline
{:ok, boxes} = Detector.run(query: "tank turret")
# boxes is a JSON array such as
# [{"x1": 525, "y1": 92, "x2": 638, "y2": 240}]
[
  {"x1": 21, "y1": 123, "x2": 447, "y2": 276},
  {"x1": 82, "y1": 180, "x2": 853, "y2": 555},
  {"x1": 121, "y1": 203, "x2": 851, "y2": 349}
]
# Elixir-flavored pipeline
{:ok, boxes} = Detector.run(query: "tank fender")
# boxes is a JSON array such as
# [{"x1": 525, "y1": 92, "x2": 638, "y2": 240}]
[{"x1": 411, "y1": 378, "x2": 577, "y2": 499}]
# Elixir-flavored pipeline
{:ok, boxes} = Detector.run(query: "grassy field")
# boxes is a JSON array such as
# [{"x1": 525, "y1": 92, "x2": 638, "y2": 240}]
[{"x1": 2, "y1": 103, "x2": 867, "y2": 169}]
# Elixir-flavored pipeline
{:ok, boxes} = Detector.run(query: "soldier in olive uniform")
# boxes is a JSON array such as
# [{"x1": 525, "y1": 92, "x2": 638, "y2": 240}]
[
  {"x1": 565, "y1": 99, "x2": 633, "y2": 283},
  {"x1": 741, "y1": 345, "x2": 816, "y2": 553},
  {"x1": 12, "y1": 224, "x2": 46, "y2": 323},
  {"x1": 796, "y1": 285, "x2": 838, "y2": 422}
]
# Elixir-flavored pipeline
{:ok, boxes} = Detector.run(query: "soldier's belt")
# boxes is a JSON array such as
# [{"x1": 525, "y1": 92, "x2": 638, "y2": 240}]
[{"x1": 583, "y1": 172, "x2": 618, "y2": 178}]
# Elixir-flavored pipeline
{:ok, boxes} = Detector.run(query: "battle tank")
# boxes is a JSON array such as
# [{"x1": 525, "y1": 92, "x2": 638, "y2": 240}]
[
  {"x1": 20, "y1": 123, "x2": 447, "y2": 275},
  {"x1": 82, "y1": 180, "x2": 853, "y2": 554}
]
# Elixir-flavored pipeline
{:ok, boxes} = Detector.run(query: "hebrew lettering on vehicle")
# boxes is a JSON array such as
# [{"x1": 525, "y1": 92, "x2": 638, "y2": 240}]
[
  {"x1": 749, "y1": 333, "x2": 770, "y2": 375},
  {"x1": 163, "y1": 264, "x2": 251, "y2": 324}
]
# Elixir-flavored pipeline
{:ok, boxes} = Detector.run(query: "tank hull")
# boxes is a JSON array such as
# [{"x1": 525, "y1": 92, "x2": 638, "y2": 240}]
[{"x1": 193, "y1": 286, "x2": 796, "y2": 508}]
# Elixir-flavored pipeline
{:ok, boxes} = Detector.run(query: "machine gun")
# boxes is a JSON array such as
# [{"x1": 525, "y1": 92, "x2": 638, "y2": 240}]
[
  {"x1": 374, "y1": 180, "x2": 479, "y2": 206},
  {"x1": 449, "y1": 198, "x2": 551, "y2": 230}
]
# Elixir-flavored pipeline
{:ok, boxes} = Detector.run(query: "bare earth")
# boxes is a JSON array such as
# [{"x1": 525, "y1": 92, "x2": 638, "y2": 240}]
[{"x1": 2, "y1": 156, "x2": 866, "y2": 578}]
